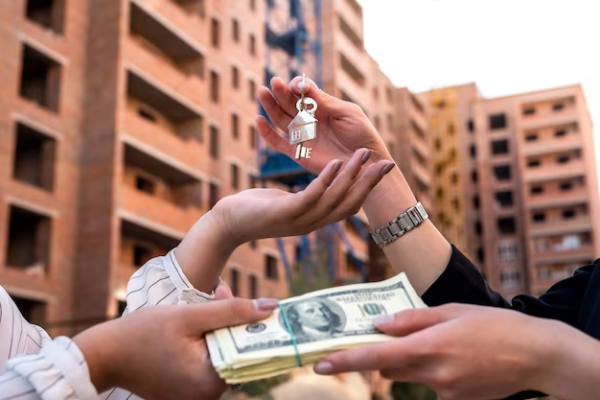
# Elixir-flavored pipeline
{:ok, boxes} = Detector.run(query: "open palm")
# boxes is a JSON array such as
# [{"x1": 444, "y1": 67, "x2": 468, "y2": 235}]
[
  {"x1": 256, "y1": 77, "x2": 391, "y2": 174},
  {"x1": 213, "y1": 151, "x2": 394, "y2": 243}
]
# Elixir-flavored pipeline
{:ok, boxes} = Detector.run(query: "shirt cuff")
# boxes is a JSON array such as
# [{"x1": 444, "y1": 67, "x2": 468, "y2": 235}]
[
  {"x1": 421, "y1": 245, "x2": 505, "y2": 307},
  {"x1": 164, "y1": 250, "x2": 220, "y2": 305},
  {"x1": 5, "y1": 336, "x2": 99, "y2": 400}
]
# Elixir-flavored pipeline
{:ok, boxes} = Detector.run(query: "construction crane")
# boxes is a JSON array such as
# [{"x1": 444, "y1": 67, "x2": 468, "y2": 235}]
[{"x1": 259, "y1": 0, "x2": 368, "y2": 288}]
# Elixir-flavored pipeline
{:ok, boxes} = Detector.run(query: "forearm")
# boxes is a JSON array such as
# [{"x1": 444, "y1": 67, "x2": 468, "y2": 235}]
[
  {"x1": 174, "y1": 210, "x2": 240, "y2": 293},
  {"x1": 540, "y1": 324, "x2": 600, "y2": 399},
  {"x1": 363, "y1": 168, "x2": 452, "y2": 295}
]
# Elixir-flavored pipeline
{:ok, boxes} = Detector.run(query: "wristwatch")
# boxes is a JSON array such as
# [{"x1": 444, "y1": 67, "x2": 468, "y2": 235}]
[{"x1": 370, "y1": 202, "x2": 429, "y2": 248}]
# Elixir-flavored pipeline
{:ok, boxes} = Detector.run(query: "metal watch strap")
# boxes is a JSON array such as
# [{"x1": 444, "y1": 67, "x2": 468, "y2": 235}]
[{"x1": 370, "y1": 202, "x2": 429, "y2": 248}]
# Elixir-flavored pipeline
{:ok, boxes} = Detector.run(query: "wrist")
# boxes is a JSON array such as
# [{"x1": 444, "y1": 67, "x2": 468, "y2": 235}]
[
  {"x1": 362, "y1": 167, "x2": 418, "y2": 228},
  {"x1": 73, "y1": 321, "x2": 122, "y2": 393},
  {"x1": 175, "y1": 210, "x2": 240, "y2": 293},
  {"x1": 535, "y1": 320, "x2": 600, "y2": 398}
]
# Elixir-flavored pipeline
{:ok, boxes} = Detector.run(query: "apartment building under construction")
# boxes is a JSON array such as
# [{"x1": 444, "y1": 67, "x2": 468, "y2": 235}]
[
  {"x1": 422, "y1": 84, "x2": 600, "y2": 298},
  {"x1": 0, "y1": 0, "x2": 432, "y2": 341}
]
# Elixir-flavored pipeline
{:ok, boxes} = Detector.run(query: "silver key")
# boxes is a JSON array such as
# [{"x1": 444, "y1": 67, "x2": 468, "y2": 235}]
[{"x1": 288, "y1": 74, "x2": 318, "y2": 159}]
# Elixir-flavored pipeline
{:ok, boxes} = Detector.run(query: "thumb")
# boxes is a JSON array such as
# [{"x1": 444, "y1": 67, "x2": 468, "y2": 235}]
[
  {"x1": 288, "y1": 76, "x2": 349, "y2": 117},
  {"x1": 214, "y1": 281, "x2": 234, "y2": 300},
  {"x1": 373, "y1": 305, "x2": 461, "y2": 336},
  {"x1": 184, "y1": 298, "x2": 279, "y2": 333}
]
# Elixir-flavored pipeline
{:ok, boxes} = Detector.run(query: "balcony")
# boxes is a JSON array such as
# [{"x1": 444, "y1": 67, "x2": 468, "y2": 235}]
[
  {"x1": 129, "y1": 0, "x2": 205, "y2": 45},
  {"x1": 19, "y1": 42, "x2": 62, "y2": 113},
  {"x1": 529, "y1": 216, "x2": 592, "y2": 237},
  {"x1": 128, "y1": 1, "x2": 205, "y2": 85},
  {"x1": 121, "y1": 108, "x2": 206, "y2": 171},
  {"x1": 338, "y1": 14, "x2": 363, "y2": 49},
  {"x1": 410, "y1": 128, "x2": 430, "y2": 160},
  {"x1": 335, "y1": 29, "x2": 366, "y2": 74},
  {"x1": 130, "y1": 1, "x2": 202, "y2": 61},
  {"x1": 411, "y1": 160, "x2": 432, "y2": 188},
  {"x1": 339, "y1": 51, "x2": 366, "y2": 88},
  {"x1": 337, "y1": 0, "x2": 364, "y2": 39},
  {"x1": 25, "y1": 0, "x2": 65, "y2": 34},
  {"x1": 520, "y1": 111, "x2": 578, "y2": 131},
  {"x1": 337, "y1": 75, "x2": 367, "y2": 112},
  {"x1": 410, "y1": 111, "x2": 428, "y2": 138},
  {"x1": 520, "y1": 137, "x2": 582, "y2": 156},
  {"x1": 527, "y1": 189, "x2": 588, "y2": 209},
  {"x1": 123, "y1": 36, "x2": 206, "y2": 104},
  {"x1": 116, "y1": 217, "x2": 182, "y2": 287},
  {"x1": 119, "y1": 186, "x2": 199, "y2": 236},
  {"x1": 12, "y1": 122, "x2": 56, "y2": 192},
  {"x1": 531, "y1": 244, "x2": 595, "y2": 264},
  {"x1": 523, "y1": 160, "x2": 585, "y2": 183},
  {"x1": 126, "y1": 66, "x2": 203, "y2": 125},
  {"x1": 5, "y1": 205, "x2": 51, "y2": 277},
  {"x1": 119, "y1": 141, "x2": 204, "y2": 233}
]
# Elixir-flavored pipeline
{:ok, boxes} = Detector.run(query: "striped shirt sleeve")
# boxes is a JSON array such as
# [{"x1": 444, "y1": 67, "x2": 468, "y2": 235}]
[
  {"x1": 99, "y1": 250, "x2": 219, "y2": 400},
  {"x1": 0, "y1": 249, "x2": 216, "y2": 400}
]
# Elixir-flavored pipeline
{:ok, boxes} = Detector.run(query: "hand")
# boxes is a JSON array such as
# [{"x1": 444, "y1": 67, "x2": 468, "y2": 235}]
[
  {"x1": 257, "y1": 76, "x2": 391, "y2": 174},
  {"x1": 74, "y1": 297, "x2": 278, "y2": 400},
  {"x1": 174, "y1": 149, "x2": 392, "y2": 293},
  {"x1": 313, "y1": 304, "x2": 564, "y2": 400},
  {"x1": 212, "y1": 148, "x2": 395, "y2": 243}
]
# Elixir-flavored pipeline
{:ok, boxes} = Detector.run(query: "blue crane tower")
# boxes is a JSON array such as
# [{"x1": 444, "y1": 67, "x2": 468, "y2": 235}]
[{"x1": 259, "y1": 0, "x2": 369, "y2": 287}]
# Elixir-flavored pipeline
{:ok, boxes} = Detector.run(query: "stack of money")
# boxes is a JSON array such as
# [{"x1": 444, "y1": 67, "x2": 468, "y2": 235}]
[{"x1": 207, "y1": 273, "x2": 427, "y2": 384}]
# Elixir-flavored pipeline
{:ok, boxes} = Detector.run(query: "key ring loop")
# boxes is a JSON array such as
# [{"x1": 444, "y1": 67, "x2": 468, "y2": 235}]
[
  {"x1": 296, "y1": 97, "x2": 317, "y2": 113},
  {"x1": 300, "y1": 73, "x2": 306, "y2": 108}
]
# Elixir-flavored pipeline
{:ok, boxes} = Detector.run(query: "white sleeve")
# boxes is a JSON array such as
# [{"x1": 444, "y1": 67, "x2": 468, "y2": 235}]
[
  {"x1": 124, "y1": 249, "x2": 218, "y2": 313},
  {"x1": 0, "y1": 287, "x2": 51, "y2": 366},
  {"x1": 98, "y1": 249, "x2": 218, "y2": 400},
  {"x1": 0, "y1": 287, "x2": 98, "y2": 400},
  {"x1": 0, "y1": 336, "x2": 98, "y2": 400}
]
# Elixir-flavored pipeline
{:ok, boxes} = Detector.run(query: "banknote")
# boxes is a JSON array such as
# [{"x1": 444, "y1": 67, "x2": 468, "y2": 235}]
[{"x1": 207, "y1": 273, "x2": 427, "y2": 383}]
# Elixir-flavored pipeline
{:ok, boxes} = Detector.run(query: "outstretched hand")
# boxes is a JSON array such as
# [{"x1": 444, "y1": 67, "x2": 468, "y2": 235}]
[
  {"x1": 75, "y1": 297, "x2": 277, "y2": 400},
  {"x1": 313, "y1": 304, "x2": 562, "y2": 400},
  {"x1": 213, "y1": 148, "x2": 394, "y2": 243},
  {"x1": 256, "y1": 76, "x2": 391, "y2": 174}
]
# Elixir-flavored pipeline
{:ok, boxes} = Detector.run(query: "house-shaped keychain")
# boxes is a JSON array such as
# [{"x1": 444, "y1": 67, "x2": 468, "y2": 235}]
[{"x1": 288, "y1": 98, "x2": 318, "y2": 159}]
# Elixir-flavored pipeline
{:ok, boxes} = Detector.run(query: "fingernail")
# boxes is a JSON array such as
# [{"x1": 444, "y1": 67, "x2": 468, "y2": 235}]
[
  {"x1": 332, "y1": 160, "x2": 343, "y2": 172},
  {"x1": 373, "y1": 314, "x2": 394, "y2": 326},
  {"x1": 314, "y1": 361, "x2": 334, "y2": 375},
  {"x1": 253, "y1": 298, "x2": 279, "y2": 311},
  {"x1": 381, "y1": 163, "x2": 396, "y2": 176},
  {"x1": 296, "y1": 81, "x2": 306, "y2": 92},
  {"x1": 361, "y1": 149, "x2": 373, "y2": 164}
]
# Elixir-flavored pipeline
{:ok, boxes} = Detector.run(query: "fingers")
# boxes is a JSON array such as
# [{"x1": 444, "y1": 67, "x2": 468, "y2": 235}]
[
  {"x1": 258, "y1": 86, "x2": 293, "y2": 134},
  {"x1": 313, "y1": 338, "x2": 419, "y2": 375},
  {"x1": 284, "y1": 158, "x2": 345, "y2": 218},
  {"x1": 373, "y1": 305, "x2": 464, "y2": 337},
  {"x1": 288, "y1": 76, "x2": 351, "y2": 117},
  {"x1": 319, "y1": 160, "x2": 395, "y2": 224},
  {"x1": 214, "y1": 281, "x2": 234, "y2": 300},
  {"x1": 185, "y1": 298, "x2": 279, "y2": 333},
  {"x1": 255, "y1": 115, "x2": 295, "y2": 160},
  {"x1": 271, "y1": 77, "x2": 301, "y2": 118},
  {"x1": 283, "y1": 149, "x2": 394, "y2": 226},
  {"x1": 315, "y1": 149, "x2": 373, "y2": 209}
]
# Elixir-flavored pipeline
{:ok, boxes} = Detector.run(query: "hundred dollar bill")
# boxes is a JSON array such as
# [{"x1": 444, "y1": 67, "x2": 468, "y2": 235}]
[{"x1": 207, "y1": 273, "x2": 427, "y2": 383}]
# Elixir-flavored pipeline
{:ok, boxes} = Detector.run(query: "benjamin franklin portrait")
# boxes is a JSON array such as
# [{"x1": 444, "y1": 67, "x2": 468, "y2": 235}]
[{"x1": 279, "y1": 297, "x2": 347, "y2": 344}]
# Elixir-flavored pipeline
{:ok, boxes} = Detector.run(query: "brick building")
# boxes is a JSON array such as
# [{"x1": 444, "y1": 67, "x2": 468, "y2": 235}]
[
  {"x1": 1, "y1": 0, "x2": 285, "y2": 333},
  {"x1": 421, "y1": 84, "x2": 600, "y2": 298},
  {"x1": 0, "y1": 0, "x2": 432, "y2": 344}
]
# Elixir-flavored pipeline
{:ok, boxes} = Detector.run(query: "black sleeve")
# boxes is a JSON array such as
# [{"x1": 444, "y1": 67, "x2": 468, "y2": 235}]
[
  {"x1": 422, "y1": 245, "x2": 594, "y2": 327},
  {"x1": 421, "y1": 246, "x2": 595, "y2": 400}
]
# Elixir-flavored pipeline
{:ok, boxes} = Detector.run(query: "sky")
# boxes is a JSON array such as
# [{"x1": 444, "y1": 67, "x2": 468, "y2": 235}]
[{"x1": 360, "y1": 0, "x2": 600, "y2": 172}]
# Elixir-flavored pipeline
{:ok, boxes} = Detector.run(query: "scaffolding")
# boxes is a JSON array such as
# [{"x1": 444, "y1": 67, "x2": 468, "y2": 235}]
[{"x1": 259, "y1": 0, "x2": 368, "y2": 287}]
